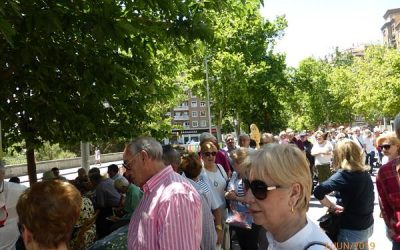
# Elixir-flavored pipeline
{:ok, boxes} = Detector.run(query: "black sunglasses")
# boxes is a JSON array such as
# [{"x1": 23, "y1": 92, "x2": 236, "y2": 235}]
[
  {"x1": 380, "y1": 144, "x2": 391, "y2": 150},
  {"x1": 122, "y1": 159, "x2": 133, "y2": 171},
  {"x1": 203, "y1": 151, "x2": 217, "y2": 157},
  {"x1": 243, "y1": 179, "x2": 280, "y2": 200}
]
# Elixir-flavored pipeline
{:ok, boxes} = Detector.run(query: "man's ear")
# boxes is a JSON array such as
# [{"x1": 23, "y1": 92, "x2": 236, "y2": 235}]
[{"x1": 140, "y1": 149, "x2": 149, "y2": 162}]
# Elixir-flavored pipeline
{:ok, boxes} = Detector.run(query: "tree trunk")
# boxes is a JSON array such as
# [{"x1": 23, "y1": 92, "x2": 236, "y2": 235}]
[{"x1": 26, "y1": 148, "x2": 37, "y2": 185}]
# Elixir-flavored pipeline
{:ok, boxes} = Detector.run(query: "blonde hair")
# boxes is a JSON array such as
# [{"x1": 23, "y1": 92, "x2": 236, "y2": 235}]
[
  {"x1": 250, "y1": 144, "x2": 311, "y2": 213},
  {"x1": 332, "y1": 139, "x2": 368, "y2": 172},
  {"x1": 200, "y1": 141, "x2": 217, "y2": 152},
  {"x1": 231, "y1": 148, "x2": 250, "y2": 176},
  {"x1": 376, "y1": 132, "x2": 400, "y2": 154}
]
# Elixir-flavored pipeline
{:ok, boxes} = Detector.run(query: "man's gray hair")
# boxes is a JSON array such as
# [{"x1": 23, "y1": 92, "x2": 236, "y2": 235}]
[
  {"x1": 127, "y1": 136, "x2": 163, "y2": 161},
  {"x1": 200, "y1": 132, "x2": 216, "y2": 144},
  {"x1": 114, "y1": 177, "x2": 129, "y2": 190},
  {"x1": 162, "y1": 145, "x2": 181, "y2": 166},
  {"x1": 395, "y1": 112, "x2": 400, "y2": 139}
]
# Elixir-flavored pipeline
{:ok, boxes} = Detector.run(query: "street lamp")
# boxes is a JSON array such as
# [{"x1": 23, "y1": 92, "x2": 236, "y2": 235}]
[{"x1": 205, "y1": 56, "x2": 212, "y2": 134}]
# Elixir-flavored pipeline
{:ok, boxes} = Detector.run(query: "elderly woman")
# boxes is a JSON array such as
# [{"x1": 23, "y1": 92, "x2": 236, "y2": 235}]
[
  {"x1": 200, "y1": 141, "x2": 228, "y2": 248},
  {"x1": 314, "y1": 139, "x2": 374, "y2": 249},
  {"x1": 245, "y1": 144, "x2": 333, "y2": 249},
  {"x1": 17, "y1": 180, "x2": 82, "y2": 250},
  {"x1": 376, "y1": 132, "x2": 400, "y2": 250},
  {"x1": 180, "y1": 153, "x2": 221, "y2": 250}
]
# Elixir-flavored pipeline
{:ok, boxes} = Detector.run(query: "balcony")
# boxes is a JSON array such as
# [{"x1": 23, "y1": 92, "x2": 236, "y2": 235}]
[
  {"x1": 173, "y1": 105, "x2": 189, "y2": 111},
  {"x1": 173, "y1": 115, "x2": 190, "y2": 121}
]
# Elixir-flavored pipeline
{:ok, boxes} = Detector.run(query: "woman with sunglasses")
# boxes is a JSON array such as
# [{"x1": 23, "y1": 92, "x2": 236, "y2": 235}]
[
  {"x1": 200, "y1": 141, "x2": 229, "y2": 250},
  {"x1": 314, "y1": 139, "x2": 374, "y2": 249},
  {"x1": 245, "y1": 144, "x2": 333, "y2": 249},
  {"x1": 376, "y1": 132, "x2": 400, "y2": 250}
]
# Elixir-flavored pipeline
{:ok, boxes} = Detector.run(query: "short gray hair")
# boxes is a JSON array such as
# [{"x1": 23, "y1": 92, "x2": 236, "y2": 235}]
[
  {"x1": 200, "y1": 132, "x2": 216, "y2": 144},
  {"x1": 395, "y1": 112, "x2": 400, "y2": 139},
  {"x1": 114, "y1": 177, "x2": 129, "y2": 190},
  {"x1": 127, "y1": 136, "x2": 163, "y2": 161}
]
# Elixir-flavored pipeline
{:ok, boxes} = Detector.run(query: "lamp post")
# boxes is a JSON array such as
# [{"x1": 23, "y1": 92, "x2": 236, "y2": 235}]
[{"x1": 205, "y1": 56, "x2": 212, "y2": 134}]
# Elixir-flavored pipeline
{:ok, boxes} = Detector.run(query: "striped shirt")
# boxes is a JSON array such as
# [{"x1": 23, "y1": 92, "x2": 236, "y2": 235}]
[
  {"x1": 187, "y1": 178, "x2": 217, "y2": 250},
  {"x1": 127, "y1": 165, "x2": 202, "y2": 250}
]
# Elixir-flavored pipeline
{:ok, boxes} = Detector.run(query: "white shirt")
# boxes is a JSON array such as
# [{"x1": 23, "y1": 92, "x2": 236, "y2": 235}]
[
  {"x1": 0, "y1": 182, "x2": 27, "y2": 250},
  {"x1": 363, "y1": 136, "x2": 375, "y2": 154},
  {"x1": 311, "y1": 141, "x2": 333, "y2": 165},
  {"x1": 266, "y1": 216, "x2": 334, "y2": 250}
]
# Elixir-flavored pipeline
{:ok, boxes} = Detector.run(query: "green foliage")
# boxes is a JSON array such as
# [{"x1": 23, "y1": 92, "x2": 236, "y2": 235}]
[
  {"x1": 0, "y1": 0, "x2": 232, "y2": 182},
  {"x1": 189, "y1": 0, "x2": 289, "y2": 134},
  {"x1": 289, "y1": 45, "x2": 400, "y2": 130},
  {"x1": 35, "y1": 142, "x2": 76, "y2": 161},
  {"x1": 0, "y1": 0, "x2": 228, "y2": 150}
]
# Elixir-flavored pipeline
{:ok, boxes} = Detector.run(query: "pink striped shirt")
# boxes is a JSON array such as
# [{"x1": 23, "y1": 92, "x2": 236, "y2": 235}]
[{"x1": 127, "y1": 165, "x2": 202, "y2": 250}]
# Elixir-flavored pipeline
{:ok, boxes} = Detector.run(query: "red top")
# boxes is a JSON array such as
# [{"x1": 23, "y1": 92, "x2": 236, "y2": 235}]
[{"x1": 376, "y1": 157, "x2": 400, "y2": 243}]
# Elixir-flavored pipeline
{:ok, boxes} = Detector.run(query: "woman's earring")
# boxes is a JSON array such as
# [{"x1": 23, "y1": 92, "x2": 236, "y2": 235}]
[{"x1": 291, "y1": 206, "x2": 294, "y2": 213}]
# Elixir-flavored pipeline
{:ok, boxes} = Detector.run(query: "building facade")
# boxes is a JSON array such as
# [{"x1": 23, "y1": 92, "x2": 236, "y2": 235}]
[
  {"x1": 381, "y1": 8, "x2": 400, "y2": 49},
  {"x1": 169, "y1": 91, "x2": 215, "y2": 144}
]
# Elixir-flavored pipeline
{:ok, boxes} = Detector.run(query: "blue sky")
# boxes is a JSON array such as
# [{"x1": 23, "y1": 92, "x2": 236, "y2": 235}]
[{"x1": 260, "y1": 0, "x2": 399, "y2": 66}]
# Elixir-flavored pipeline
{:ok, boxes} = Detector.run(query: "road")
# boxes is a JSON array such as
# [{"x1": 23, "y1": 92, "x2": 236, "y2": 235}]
[{"x1": 11, "y1": 162, "x2": 392, "y2": 249}]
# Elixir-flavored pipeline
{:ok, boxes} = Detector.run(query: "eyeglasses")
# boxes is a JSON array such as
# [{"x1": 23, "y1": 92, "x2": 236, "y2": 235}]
[
  {"x1": 122, "y1": 152, "x2": 140, "y2": 171},
  {"x1": 243, "y1": 179, "x2": 280, "y2": 200},
  {"x1": 203, "y1": 151, "x2": 217, "y2": 157},
  {"x1": 380, "y1": 144, "x2": 392, "y2": 150}
]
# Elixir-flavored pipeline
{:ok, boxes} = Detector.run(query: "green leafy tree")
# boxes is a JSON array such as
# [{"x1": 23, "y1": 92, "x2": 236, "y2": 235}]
[
  {"x1": 189, "y1": 0, "x2": 288, "y2": 137},
  {"x1": 0, "y1": 0, "x2": 227, "y2": 184}
]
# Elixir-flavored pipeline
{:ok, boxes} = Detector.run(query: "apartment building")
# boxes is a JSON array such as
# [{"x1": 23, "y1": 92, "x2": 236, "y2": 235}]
[
  {"x1": 381, "y1": 8, "x2": 400, "y2": 49},
  {"x1": 169, "y1": 91, "x2": 215, "y2": 144}
]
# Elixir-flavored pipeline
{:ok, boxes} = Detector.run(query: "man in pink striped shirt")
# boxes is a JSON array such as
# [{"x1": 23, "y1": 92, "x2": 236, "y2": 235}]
[{"x1": 124, "y1": 136, "x2": 202, "y2": 250}]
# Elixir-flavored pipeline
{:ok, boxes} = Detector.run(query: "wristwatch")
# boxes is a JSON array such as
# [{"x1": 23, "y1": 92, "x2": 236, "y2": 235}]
[{"x1": 215, "y1": 224, "x2": 223, "y2": 231}]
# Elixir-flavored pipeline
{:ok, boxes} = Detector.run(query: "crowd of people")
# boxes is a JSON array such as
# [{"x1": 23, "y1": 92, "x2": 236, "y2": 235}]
[{"x1": 0, "y1": 112, "x2": 399, "y2": 250}]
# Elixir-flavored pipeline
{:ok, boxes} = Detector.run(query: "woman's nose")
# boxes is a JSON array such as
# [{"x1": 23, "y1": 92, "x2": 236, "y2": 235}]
[{"x1": 244, "y1": 188, "x2": 255, "y2": 204}]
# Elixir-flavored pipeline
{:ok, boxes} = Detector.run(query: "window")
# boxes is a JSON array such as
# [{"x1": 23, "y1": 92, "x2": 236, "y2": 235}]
[
  {"x1": 192, "y1": 111, "x2": 198, "y2": 117},
  {"x1": 183, "y1": 121, "x2": 190, "y2": 128},
  {"x1": 200, "y1": 120, "x2": 207, "y2": 127},
  {"x1": 200, "y1": 101, "x2": 206, "y2": 107},
  {"x1": 192, "y1": 121, "x2": 198, "y2": 127},
  {"x1": 191, "y1": 101, "x2": 197, "y2": 107},
  {"x1": 200, "y1": 111, "x2": 206, "y2": 117}
]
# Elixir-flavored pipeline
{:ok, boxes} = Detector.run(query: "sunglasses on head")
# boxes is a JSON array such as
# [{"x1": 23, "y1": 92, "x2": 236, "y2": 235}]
[
  {"x1": 203, "y1": 151, "x2": 217, "y2": 157},
  {"x1": 243, "y1": 179, "x2": 280, "y2": 200},
  {"x1": 380, "y1": 144, "x2": 391, "y2": 150}
]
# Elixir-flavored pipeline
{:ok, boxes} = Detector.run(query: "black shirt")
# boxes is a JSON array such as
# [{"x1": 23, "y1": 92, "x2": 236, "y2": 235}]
[{"x1": 314, "y1": 169, "x2": 374, "y2": 230}]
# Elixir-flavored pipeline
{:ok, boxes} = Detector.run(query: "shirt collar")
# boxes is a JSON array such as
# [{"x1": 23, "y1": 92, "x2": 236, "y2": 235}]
[{"x1": 142, "y1": 165, "x2": 173, "y2": 193}]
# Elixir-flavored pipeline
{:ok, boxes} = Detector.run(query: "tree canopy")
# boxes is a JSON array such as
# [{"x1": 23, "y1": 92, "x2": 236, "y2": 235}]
[{"x1": 0, "y1": 0, "x2": 231, "y2": 183}]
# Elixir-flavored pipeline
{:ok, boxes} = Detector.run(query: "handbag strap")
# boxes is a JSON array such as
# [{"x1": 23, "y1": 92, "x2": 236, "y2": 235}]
[
  {"x1": 216, "y1": 163, "x2": 227, "y2": 181},
  {"x1": 303, "y1": 241, "x2": 334, "y2": 250}
]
